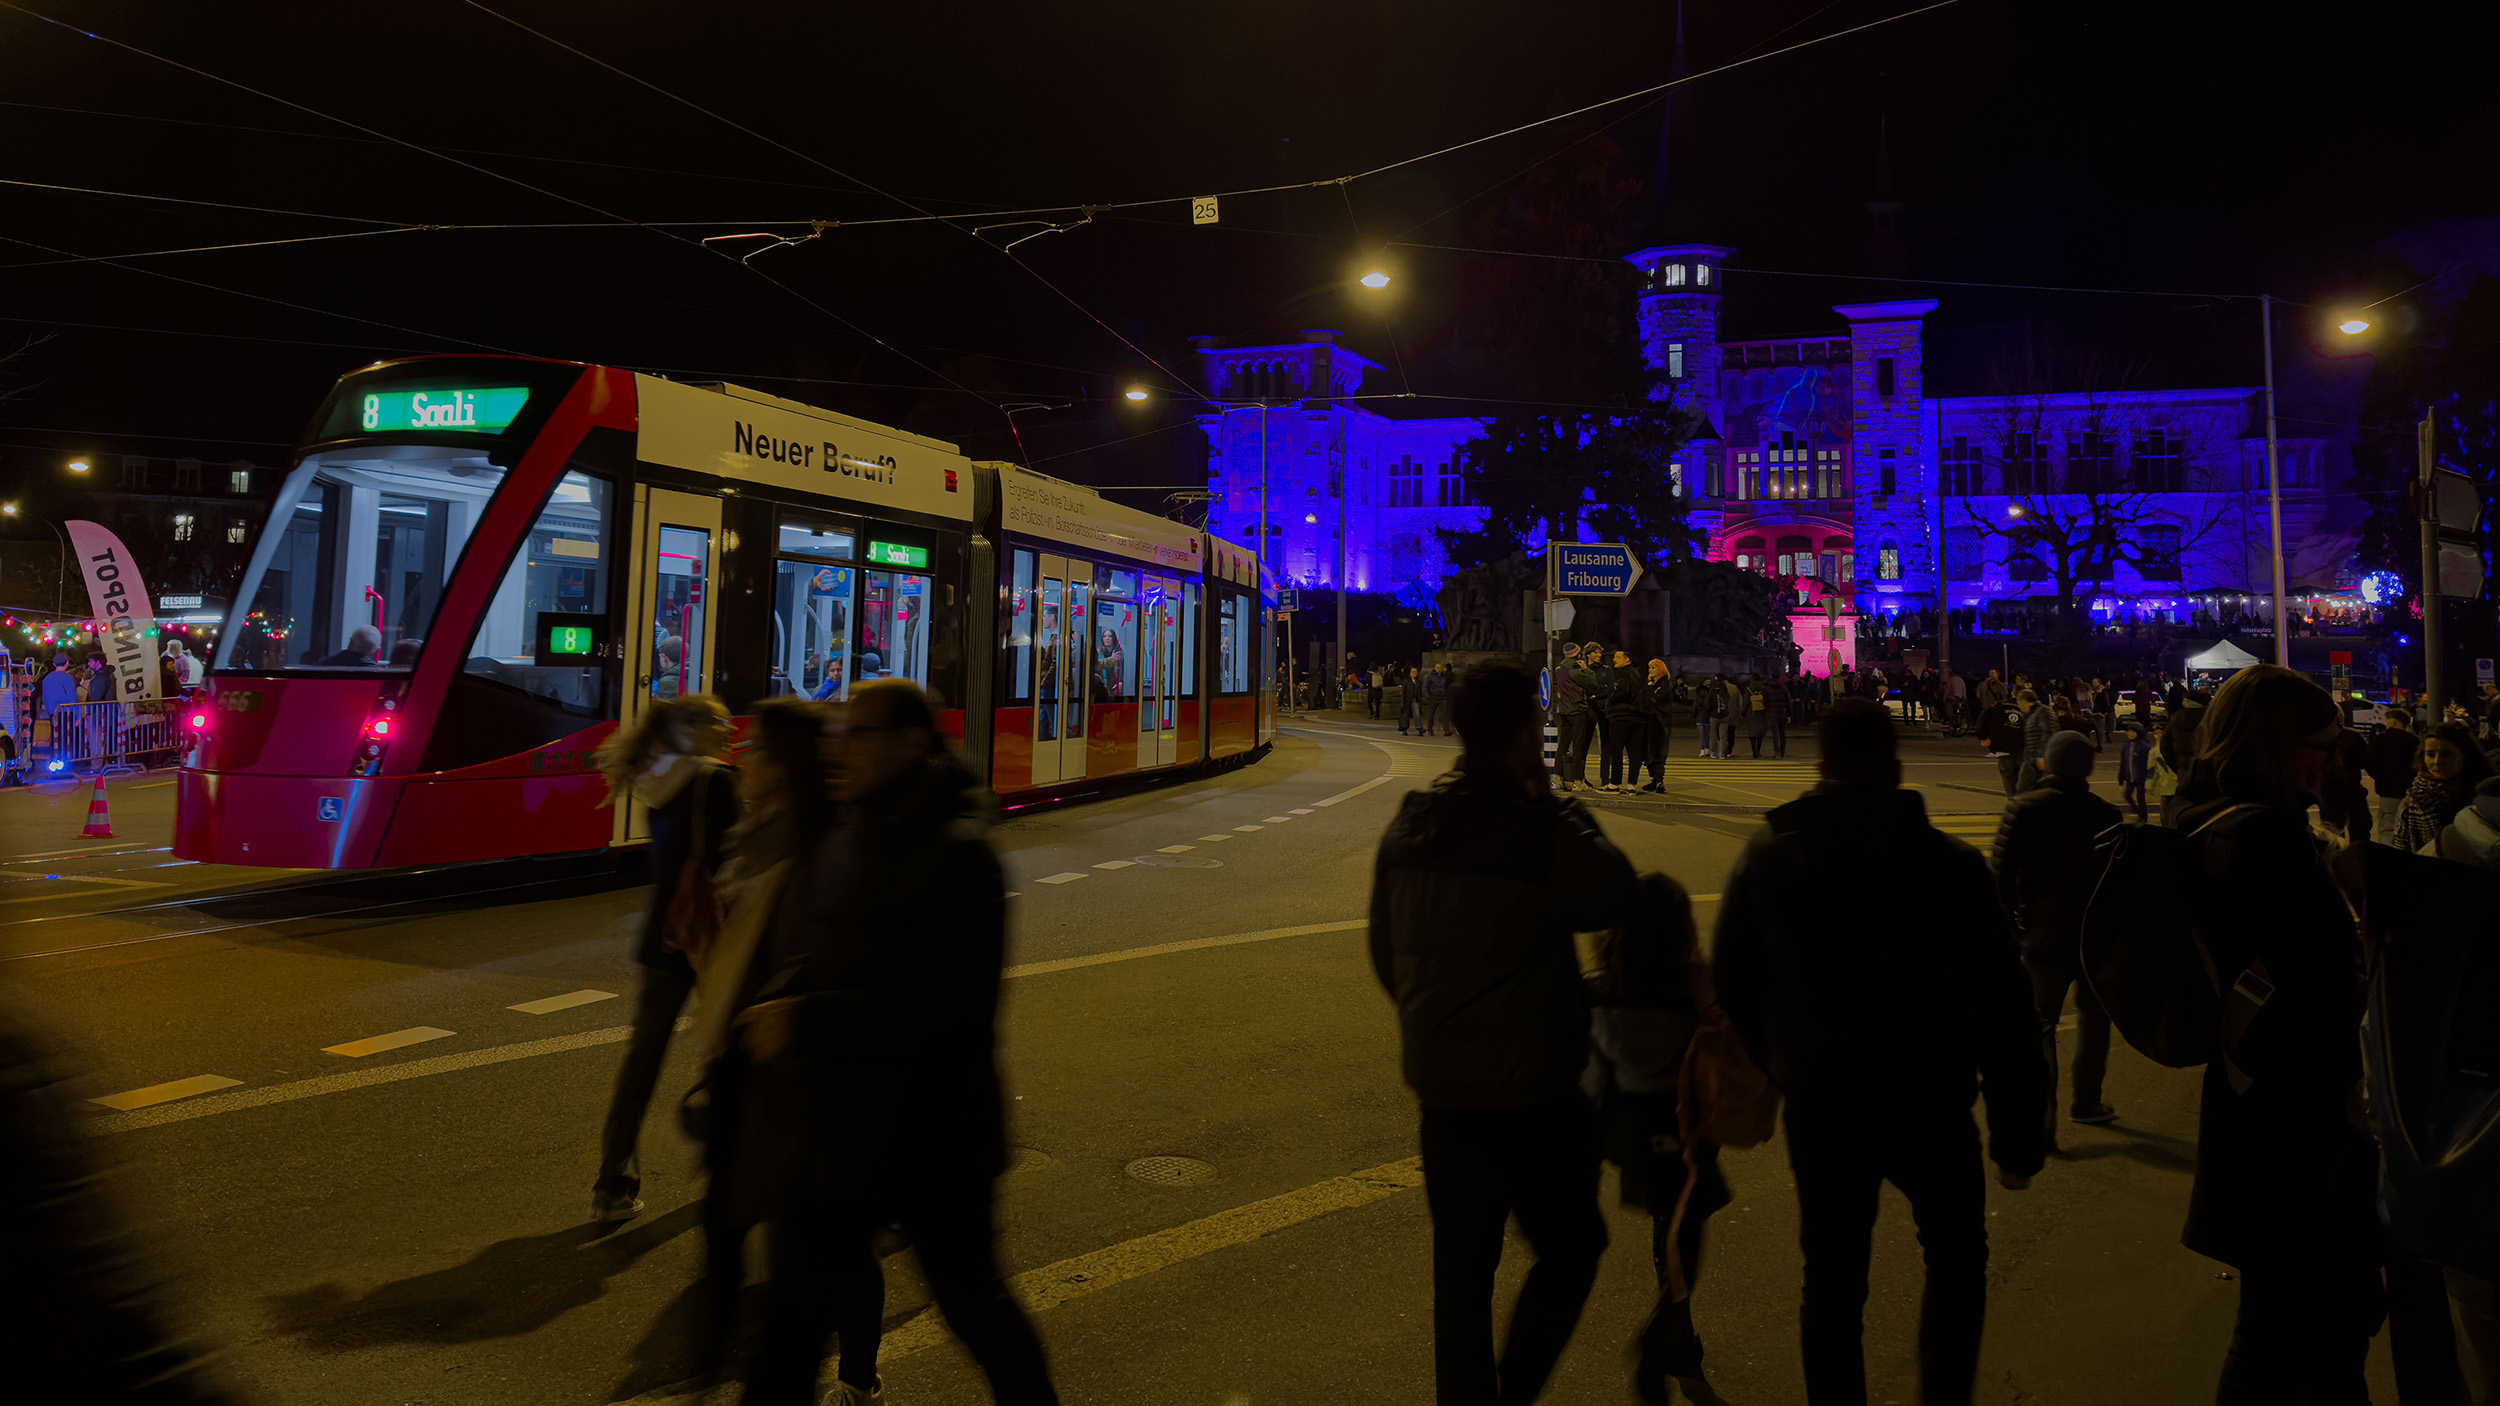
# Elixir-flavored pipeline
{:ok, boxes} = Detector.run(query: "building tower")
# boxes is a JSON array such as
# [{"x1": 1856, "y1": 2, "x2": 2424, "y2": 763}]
[
  {"x1": 1625, "y1": 244, "x2": 1733, "y2": 517},
  {"x1": 1835, "y1": 299, "x2": 1938, "y2": 608}
]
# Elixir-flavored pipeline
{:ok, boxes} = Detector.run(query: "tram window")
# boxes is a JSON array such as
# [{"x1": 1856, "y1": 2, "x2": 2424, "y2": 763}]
[
  {"x1": 1180, "y1": 580, "x2": 1198, "y2": 696},
  {"x1": 772, "y1": 557, "x2": 854, "y2": 701},
  {"x1": 1216, "y1": 591, "x2": 1251, "y2": 695},
  {"x1": 217, "y1": 448, "x2": 506, "y2": 672},
  {"x1": 1008, "y1": 549, "x2": 1034, "y2": 703},
  {"x1": 777, "y1": 517, "x2": 855, "y2": 562},
  {"x1": 650, "y1": 525, "x2": 711, "y2": 701},
  {"x1": 1094, "y1": 590, "x2": 1137, "y2": 703},
  {"x1": 857, "y1": 568, "x2": 931, "y2": 692},
  {"x1": 458, "y1": 471, "x2": 613, "y2": 716}
]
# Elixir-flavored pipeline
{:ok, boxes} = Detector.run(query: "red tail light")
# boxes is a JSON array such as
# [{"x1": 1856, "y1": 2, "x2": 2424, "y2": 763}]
[
  {"x1": 186, "y1": 711, "x2": 209, "y2": 730},
  {"x1": 352, "y1": 698, "x2": 399, "y2": 776}
]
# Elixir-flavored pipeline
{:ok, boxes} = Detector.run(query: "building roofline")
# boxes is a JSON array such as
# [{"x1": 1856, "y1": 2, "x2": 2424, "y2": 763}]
[{"x1": 1832, "y1": 298, "x2": 1939, "y2": 321}]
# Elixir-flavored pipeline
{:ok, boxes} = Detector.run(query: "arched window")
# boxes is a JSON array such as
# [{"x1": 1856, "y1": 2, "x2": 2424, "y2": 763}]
[{"x1": 1877, "y1": 539, "x2": 1901, "y2": 580}]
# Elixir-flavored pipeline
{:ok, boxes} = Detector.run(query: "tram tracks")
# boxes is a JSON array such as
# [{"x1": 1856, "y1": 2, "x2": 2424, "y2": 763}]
[{"x1": 0, "y1": 854, "x2": 639, "y2": 964}]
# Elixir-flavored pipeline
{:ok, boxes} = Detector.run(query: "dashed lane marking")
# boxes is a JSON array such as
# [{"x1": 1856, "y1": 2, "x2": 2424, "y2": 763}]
[
  {"x1": 1156, "y1": 845, "x2": 1196, "y2": 854},
  {"x1": 1003, "y1": 918, "x2": 1367, "y2": 979},
  {"x1": 322, "y1": 1027, "x2": 456, "y2": 1058},
  {"x1": 1290, "y1": 808, "x2": 1314, "y2": 814},
  {"x1": 1, "y1": 841, "x2": 150, "y2": 863},
  {"x1": 0, "y1": 869, "x2": 174, "y2": 889},
  {"x1": 1196, "y1": 834, "x2": 1232, "y2": 842},
  {"x1": 506, "y1": 989, "x2": 617, "y2": 1016},
  {"x1": 1092, "y1": 860, "x2": 1137, "y2": 871},
  {"x1": 93, "y1": 925, "x2": 1366, "y2": 1135},
  {"x1": 1035, "y1": 872, "x2": 1089, "y2": 885},
  {"x1": 1232, "y1": 824, "x2": 1264, "y2": 832},
  {"x1": 1264, "y1": 816, "x2": 1294, "y2": 823},
  {"x1": 90, "y1": 1074, "x2": 242, "y2": 1111},
  {"x1": 1309, "y1": 777, "x2": 1392, "y2": 807}
]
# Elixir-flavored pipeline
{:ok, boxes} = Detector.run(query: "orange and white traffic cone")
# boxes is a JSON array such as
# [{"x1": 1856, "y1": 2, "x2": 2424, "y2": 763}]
[{"x1": 80, "y1": 775, "x2": 113, "y2": 839}]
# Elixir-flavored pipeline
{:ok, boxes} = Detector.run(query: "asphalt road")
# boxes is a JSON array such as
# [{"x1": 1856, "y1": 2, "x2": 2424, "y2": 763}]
[{"x1": 0, "y1": 721, "x2": 2401, "y2": 1404}]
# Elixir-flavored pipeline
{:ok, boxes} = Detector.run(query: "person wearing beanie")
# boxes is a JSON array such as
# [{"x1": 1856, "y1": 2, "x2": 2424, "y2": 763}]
[{"x1": 1991, "y1": 725, "x2": 2124, "y2": 1138}]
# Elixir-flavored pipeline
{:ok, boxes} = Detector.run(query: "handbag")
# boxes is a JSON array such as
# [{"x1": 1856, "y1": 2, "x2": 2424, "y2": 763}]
[
  {"x1": 1660, "y1": 959, "x2": 1781, "y2": 1301},
  {"x1": 662, "y1": 765, "x2": 725, "y2": 963}
]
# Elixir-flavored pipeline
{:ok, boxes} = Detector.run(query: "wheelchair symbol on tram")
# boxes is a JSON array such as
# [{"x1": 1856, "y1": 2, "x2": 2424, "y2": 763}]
[{"x1": 316, "y1": 796, "x2": 346, "y2": 823}]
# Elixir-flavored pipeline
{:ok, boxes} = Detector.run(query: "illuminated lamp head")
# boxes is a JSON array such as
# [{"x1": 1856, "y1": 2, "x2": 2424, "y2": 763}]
[
  {"x1": 1359, "y1": 270, "x2": 1391, "y2": 290},
  {"x1": 2337, "y1": 317, "x2": 2371, "y2": 335}
]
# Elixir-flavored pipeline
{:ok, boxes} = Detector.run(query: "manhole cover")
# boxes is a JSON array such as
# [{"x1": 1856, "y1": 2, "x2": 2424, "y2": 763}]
[
  {"x1": 1125, "y1": 1155, "x2": 1217, "y2": 1186},
  {"x1": 1006, "y1": 1146, "x2": 1054, "y2": 1174},
  {"x1": 1127, "y1": 853, "x2": 1225, "y2": 869}
]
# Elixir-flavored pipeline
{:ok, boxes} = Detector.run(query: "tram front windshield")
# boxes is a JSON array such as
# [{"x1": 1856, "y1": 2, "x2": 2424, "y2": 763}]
[{"x1": 217, "y1": 445, "x2": 505, "y2": 672}]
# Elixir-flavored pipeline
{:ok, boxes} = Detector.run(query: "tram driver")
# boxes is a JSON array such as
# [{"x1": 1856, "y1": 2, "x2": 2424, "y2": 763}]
[{"x1": 319, "y1": 625, "x2": 383, "y2": 668}]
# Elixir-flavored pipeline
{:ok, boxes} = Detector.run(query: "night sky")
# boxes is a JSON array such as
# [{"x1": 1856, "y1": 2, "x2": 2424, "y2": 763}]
[{"x1": 3, "y1": 0, "x2": 2495, "y2": 512}]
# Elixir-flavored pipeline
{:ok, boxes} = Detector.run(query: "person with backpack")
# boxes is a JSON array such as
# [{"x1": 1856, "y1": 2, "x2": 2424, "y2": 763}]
[
  {"x1": 1369, "y1": 662, "x2": 1638, "y2": 1405},
  {"x1": 2162, "y1": 666, "x2": 2382, "y2": 1404},
  {"x1": 1992, "y1": 732, "x2": 2123, "y2": 1143},
  {"x1": 591, "y1": 694, "x2": 739, "y2": 1224},
  {"x1": 2365, "y1": 708, "x2": 2418, "y2": 845},
  {"x1": 1551, "y1": 646, "x2": 1593, "y2": 791},
  {"x1": 1588, "y1": 874, "x2": 1736, "y2": 1406},
  {"x1": 1740, "y1": 674, "x2": 1770, "y2": 759},
  {"x1": 1714, "y1": 698, "x2": 2046, "y2": 1404}
]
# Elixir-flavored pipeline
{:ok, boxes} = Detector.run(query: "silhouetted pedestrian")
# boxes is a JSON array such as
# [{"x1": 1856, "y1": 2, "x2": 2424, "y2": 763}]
[
  {"x1": 1370, "y1": 662, "x2": 1636, "y2": 1405},
  {"x1": 1992, "y1": 732, "x2": 2122, "y2": 1143},
  {"x1": 1715, "y1": 698, "x2": 2046, "y2": 1404}
]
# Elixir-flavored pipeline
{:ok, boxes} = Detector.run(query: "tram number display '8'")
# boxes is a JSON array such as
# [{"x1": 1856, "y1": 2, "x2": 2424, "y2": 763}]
[
  {"x1": 866, "y1": 540, "x2": 928, "y2": 568},
  {"x1": 532, "y1": 611, "x2": 610, "y2": 667},
  {"x1": 355, "y1": 386, "x2": 531, "y2": 433}
]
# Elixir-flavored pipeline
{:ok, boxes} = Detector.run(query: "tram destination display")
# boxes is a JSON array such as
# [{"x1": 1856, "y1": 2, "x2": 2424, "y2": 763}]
[{"x1": 325, "y1": 385, "x2": 532, "y2": 436}]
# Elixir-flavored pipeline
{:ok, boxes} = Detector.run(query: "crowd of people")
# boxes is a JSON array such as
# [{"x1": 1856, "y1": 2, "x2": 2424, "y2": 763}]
[{"x1": 1373, "y1": 659, "x2": 2498, "y2": 1405}]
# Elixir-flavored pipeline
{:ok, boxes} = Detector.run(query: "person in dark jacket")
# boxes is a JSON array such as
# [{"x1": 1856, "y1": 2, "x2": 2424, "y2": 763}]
[
  {"x1": 1991, "y1": 731, "x2": 2123, "y2": 1142},
  {"x1": 0, "y1": 1004, "x2": 246, "y2": 1403},
  {"x1": 1601, "y1": 648, "x2": 1644, "y2": 791},
  {"x1": 1691, "y1": 673, "x2": 1720, "y2": 759},
  {"x1": 2017, "y1": 688, "x2": 2058, "y2": 790},
  {"x1": 1978, "y1": 694, "x2": 2028, "y2": 796},
  {"x1": 2170, "y1": 665, "x2": 2382, "y2": 1405},
  {"x1": 1637, "y1": 659, "x2": 1672, "y2": 792},
  {"x1": 1590, "y1": 874, "x2": 1732, "y2": 1406},
  {"x1": 1763, "y1": 672, "x2": 1792, "y2": 758},
  {"x1": 742, "y1": 681, "x2": 1057, "y2": 1405},
  {"x1": 2364, "y1": 708, "x2": 2417, "y2": 846},
  {"x1": 1421, "y1": 662, "x2": 1454, "y2": 736},
  {"x1": 1572, "y1": 643, "x2": 1611, "y2": 788},
  {"x1": 1714, "y1": 698, "x2": 2046, "y2": 1405},
  {"x1": 1370, "y1": 661, "x2": 1639, "y2": 1405},
  {"x1": 1552, "y1": 645, "x2": 1594, "y2": 791},
  {"x1": 591, "y1": 694, "x2": 738, "y2": 1223}
]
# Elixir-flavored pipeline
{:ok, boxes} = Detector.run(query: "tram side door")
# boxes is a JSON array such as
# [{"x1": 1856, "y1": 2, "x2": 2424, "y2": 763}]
[
  {"x1": 1029, "y1": 555, "x2": 1091, "y2": 785},
  {"x1": 1139, "y1": 576, "x2": 1178, "y2": 768},
  {"x1": 617, "y1": 486, "x2": 723, "y2": 844}
]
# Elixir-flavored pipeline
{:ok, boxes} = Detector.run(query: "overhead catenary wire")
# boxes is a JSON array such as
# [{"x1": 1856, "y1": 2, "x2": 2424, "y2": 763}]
[{"x1": 1382, "y1": 240, "x2": 2273, "y2": 302}]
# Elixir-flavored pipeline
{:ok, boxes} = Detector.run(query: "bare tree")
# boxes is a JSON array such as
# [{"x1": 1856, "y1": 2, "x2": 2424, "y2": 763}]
[{"x1": 1956, "y1": 375, "x2": 2238, "y2": 630}]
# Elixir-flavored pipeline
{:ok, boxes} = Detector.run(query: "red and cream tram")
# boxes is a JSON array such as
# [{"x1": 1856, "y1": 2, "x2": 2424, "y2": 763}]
[{"x1": 177, "y1": 356, "x2": 1276, "y2": 870}]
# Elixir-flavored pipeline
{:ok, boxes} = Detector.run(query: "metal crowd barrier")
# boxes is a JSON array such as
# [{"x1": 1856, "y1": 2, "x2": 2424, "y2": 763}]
[{"x1": 38, "y1": 697, "x2": 186, "y2": 777}]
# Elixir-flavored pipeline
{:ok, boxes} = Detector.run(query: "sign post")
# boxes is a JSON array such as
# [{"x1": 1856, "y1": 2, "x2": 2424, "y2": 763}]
[
  {"x1": 1277, "y1": 591, "x2": 1299, "y2": 716},
  {"x1": 1543, "y1": 545, "x2": 1642, "y2": 789}
]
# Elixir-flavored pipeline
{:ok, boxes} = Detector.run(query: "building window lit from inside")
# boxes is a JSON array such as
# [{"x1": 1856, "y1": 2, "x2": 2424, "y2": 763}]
[
  {"x1": 1661, "y1": 263, "x2": 1687, "y2": 287},
  {"x1": 1696, "y1": 263, "x2": 1711, "y2": 286},
  {"x1": 1877, "y1": 540, "x2": 1901, "y2": 580},
  {"x1": 2140, "y1": 524, "x2": 2183, "y2": 580},
  {"x1": 229, "y1": 468, "x2": 252, "y2": 493},
  {"x1": 172, "y1": 513, "x2": 195, "y2": 542},
  {"x1": 226, "y1": 519, "x2": 247, "y2": 544},
  {"x1": 1667, "y1": 342, "x2": 1684, "y2": 380}
]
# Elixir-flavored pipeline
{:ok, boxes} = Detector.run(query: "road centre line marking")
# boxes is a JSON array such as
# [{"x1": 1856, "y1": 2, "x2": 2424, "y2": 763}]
[
  {"x1": 133, "y1": 781, "x2": 173, "y2": 790},
  {"x1": 884, "y1": 1156, "x2": 1426, "y2": 1362},
  {"x1": 1003, "y1": 918, "x2": 1366, "y2": 979},
  {"x1": 1196, "y1": 834, "x2": 1232, "y2": 842},
  {"x1": 507, "y1": 989, "x2": 617, "y2": 1015},
  {"x1": 323, "y1": 1026, "x2": 457, "y2": 1058},
  {"x1": 90, "y1": 1074, "x2": 242, "y2": 1111},
  {"x1": 1232, "y1": 824, "x2": 1264, "y2": 832},
  {"x1": 1290, "y1": 808, "x2": 1314, "y2": 814},
  {"x1": 1035, "y1": 872, "x2": 1088, "y2": 885},
  {"x1": 0, "y1": 869, "x2": 175, "y2": 890},
  {"x1": 1156, "y1": 845, "x2": 1195, "y2": 854},
  {"x1": 1092, "y1": 860, "x2": 1137, "y2": 870},
  {"x1": 93, "y1": 923, "x2": 1369, "y2": 1136},
  {"x1": 1, "y1": 842, "x2": 150, "y2": 863},
  {"x1": 1264, "y1": 816, "x2": 1294, "y2": 823},
  {"x1": 1310, "y1": 776, "x2": 1392, "y2": 807}
]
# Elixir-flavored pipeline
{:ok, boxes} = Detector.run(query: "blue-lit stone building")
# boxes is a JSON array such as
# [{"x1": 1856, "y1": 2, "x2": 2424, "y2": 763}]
[{"x1": 1193, "y1": 250, "x2": 2351, "y2": 640}]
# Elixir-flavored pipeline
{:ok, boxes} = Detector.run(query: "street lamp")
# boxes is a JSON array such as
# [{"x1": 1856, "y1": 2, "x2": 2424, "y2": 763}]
[
  {"x1": 1, "y1": 501, "x2": 70, "y2": 615},
  {"x1": 1123, "y1": 387, "x2": 1150, "y2": 402},
  {"x1": 1358, "y1": 270, "x2": 1390, "y2": 290},
  {"x1": 66, "y1": 459, "x2": 88, "y2": 474},
  {"x1": 2337, "y1": 317, "x2": 2371, "y2": 336}
]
